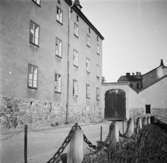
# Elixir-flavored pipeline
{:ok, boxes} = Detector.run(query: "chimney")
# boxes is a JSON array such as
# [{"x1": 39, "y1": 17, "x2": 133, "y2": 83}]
[
  {"x1": 126, "y1": 72, "x2": 130, "y2": 77},
  {"x1": 74, "y1": 0, "x2": 82, "y2": 9},
  {"x1": 160, "y1": 59, "x2": 164, "y2": 67}
]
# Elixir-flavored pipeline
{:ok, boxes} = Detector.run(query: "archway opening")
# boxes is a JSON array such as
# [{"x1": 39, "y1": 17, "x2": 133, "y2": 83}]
[{"x1": 105, "y1": 89, "x2": 126, "y2": 121}]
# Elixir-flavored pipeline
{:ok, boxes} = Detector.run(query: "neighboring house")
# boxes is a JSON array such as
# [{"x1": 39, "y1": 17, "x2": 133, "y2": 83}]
[
  {"x1": 102, "y1": 60, "x2": 167, "y2": 124},
  {"x1": 0, "y1": 0, "x2": 104, "y2": 124},
  {"x1": 118, "y1": 59, "x2": 167, "y2": 92}
]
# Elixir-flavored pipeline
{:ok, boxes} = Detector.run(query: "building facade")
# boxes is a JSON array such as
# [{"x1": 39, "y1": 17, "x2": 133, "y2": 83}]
[{"x1": 0, "y1": 0, "x2": 104, "y2": 127}]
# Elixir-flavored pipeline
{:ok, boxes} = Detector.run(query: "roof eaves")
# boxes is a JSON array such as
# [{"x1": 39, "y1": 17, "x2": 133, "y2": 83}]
[{"x1": 64, "y1": 0, "x2": 104, "y2": 40}]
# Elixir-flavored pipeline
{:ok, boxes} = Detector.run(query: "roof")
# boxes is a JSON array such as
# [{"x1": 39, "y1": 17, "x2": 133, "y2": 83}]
[{"x1": 65, "y1": 0, "x2": 104, "y2": 40}]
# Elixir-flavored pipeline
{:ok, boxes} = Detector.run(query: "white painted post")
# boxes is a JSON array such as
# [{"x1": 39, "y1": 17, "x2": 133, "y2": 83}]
[
  {"x1": 115, "y1": 122, "x2": 120, "y2": 142},
  {"x1": 147, "y1": 116, "x2": 151, "y2": 124},
  {"x1": 143, "y1": 117, "x2": 147, "y2": 126},
  {"x1": 127, "y1": 118, "x2": 135, "y2": 137},
  {"x1": 67, "y1": 126, "x2": 83, "y2": 163},
  {"x1": 139, "y1": 117, "x2": 142, "y2": 129}
]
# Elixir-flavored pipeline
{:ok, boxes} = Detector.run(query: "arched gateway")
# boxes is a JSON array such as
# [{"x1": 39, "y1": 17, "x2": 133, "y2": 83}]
[{"x1": 105, "y1": 89, "x2": 126, "y2": 121}]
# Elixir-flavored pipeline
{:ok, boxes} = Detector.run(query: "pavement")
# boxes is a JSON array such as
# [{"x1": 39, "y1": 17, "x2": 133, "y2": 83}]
[{"x1": 0, "y1": 121, "x2": 111, "y2": 163}]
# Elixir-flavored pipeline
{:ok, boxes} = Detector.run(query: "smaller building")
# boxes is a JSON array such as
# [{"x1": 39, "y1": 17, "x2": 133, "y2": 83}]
[{"x1": 102, "y1": 59, "x2": 167, "y2": 123}]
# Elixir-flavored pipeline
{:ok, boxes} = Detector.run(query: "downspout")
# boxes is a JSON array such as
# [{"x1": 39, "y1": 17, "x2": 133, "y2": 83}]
[{"x1": 66, "y1": 3, "x2": 73, "y2": 123}]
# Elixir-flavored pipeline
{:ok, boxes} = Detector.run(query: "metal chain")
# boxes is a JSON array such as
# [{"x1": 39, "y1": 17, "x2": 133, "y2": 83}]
[
  {"x1": 47, "y1": 123, "x2": 98, "y2": 163},
  {"x1": 83, "y1": 134, "x2": 97, "y2": 150},
  {"x1": 47, "y1": 123, "x2": 78, "y2": 163}
]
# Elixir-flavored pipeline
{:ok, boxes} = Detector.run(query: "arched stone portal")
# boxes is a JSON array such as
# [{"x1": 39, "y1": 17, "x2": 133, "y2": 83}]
[{"x1": 105, "y1": 89, "x2": 126, "y2": 121}]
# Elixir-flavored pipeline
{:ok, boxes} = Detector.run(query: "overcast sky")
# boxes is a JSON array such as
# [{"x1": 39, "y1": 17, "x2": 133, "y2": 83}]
[{"x1": 81, "y1": 0, "x2": 167, "y2": 82}]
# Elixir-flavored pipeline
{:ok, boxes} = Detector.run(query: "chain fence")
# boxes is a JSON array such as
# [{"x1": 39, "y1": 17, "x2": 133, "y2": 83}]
[{"x1": 47, "y1": 122, "x2": 167, "y2": 163}]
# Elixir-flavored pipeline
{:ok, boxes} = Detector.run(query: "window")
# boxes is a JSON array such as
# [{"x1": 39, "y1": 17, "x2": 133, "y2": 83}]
[
  {"x1": 55, "y1": 37, "x2": 62, "y2": 58},
  {"x1": 74, "y1": 23, "x2": 79, "y2": 37},
  {"x1": 73, "y1": 49, "x2": 79, "y2": 67},
  {"x1": 55, "y1": 73, "x2": 62, "y2": 93},
  {"x1": 145, "y1": 105, "x2": 151, "y2": 114},
  {"x1": 96, "y1": 87, "x2": 100, "y2": 101},
  {"x1": 86, "y1": 84, "x2": 91, "y2": 99},
  {"x1": 97, "y1": 35, "x2": 99, "y2": 42},
  {"x1": 73, "y1": 80, "x2": 78, "y2": 97},
  {"x1": 32, "y1": 0, "x2": 41, "y2": 6},
  {"x1": 88, "y1": 27, "x2": 91, "y2": 34},
  {"x1": 96, "y1": 64, "x2": 100, "y2": 77},
  {"x1": 56, "y1": 6, "x2": 63, "y2": 24},
  {"x1": 76, "y1": 15, "x2": 79, "y2": 22},
  {"x1": 28, "y1": 64, "x2": 38, "y2": 89},
  {"x1": 86, "y1": 58, "x2": 90, "y2": 73},
  {"x1": 86, "y1": 34, "x2": 91, "y2": 47},
  {"x1": 29, "y1": 20, "x2": 40, "y2": 46},
  {"x1": 97, "y1": 44, "x2": 100, "y2": 55}
]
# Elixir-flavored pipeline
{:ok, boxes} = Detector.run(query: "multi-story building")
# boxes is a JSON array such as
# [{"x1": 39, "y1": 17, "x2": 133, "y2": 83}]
[{"x1": 0, "y1": 0, "x2": 104, "y2": 126}]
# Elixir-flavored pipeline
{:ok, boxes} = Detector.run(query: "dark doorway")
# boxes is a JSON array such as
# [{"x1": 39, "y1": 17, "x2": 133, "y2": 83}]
[
  {"x1": 145, "y1": 104, "x2": 151, "y2": 114},
  {"x1": 105, "y1": 89, "x2": 126, "y2": 121}
]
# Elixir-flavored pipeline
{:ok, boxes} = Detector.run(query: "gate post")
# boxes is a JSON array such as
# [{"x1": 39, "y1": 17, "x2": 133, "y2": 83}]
[{"x1": 67, "y1": 126, "x2": 83, "y2": 163}]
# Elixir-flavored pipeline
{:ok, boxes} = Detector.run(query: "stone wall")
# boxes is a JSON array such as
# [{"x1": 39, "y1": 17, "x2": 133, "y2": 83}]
[{"x1": 0, "y1": 96, "x2": 103, "y2": 129}]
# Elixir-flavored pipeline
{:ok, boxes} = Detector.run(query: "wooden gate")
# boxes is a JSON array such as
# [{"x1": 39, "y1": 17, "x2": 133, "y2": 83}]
[{"x1": 105, "y1": 89, "x2": 126, "y2": 121}]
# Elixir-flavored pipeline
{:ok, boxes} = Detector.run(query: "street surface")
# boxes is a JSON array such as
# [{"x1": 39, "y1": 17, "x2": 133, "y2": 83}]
[{"x1": 0, "y1": 122, "x2": 110, "y2": 163}]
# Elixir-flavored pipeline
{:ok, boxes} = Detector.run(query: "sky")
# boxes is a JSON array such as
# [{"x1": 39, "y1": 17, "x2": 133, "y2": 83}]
[{"x1": 81, "y1": 0, "x2": 167, "y2": 82}]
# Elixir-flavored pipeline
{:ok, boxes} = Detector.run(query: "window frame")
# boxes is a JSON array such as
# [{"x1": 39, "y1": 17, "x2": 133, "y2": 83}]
[
  {"x1": 97, "y1": 44, "x2": 100, "y2": 55},
  {"x1": 86, "y1": 83, "x2": 91, "y2": 99},
  {"x1": 86, "y1": 58, "x2": 90, "y2": 73},
  {"x1": 55, "y1": 37, "x2": 63, "y2": 58},
  {"x1": 27, "y1": 64, "x2": 38, "y2": 89},
  {"x1": 74, "y1": 23, "x2": 79, "y2": 38},
  {"x1": 54, "y1": 73, "x2": 62, "y2": 93},
  {"x1": 73, "y1": 79, "x2": 79, "y2": 97},
  {"x1": 29, "y1": 20, "x2": 40, "y2": 47},
  {"x1": 73, "y1": 49, "x2": 79, "y2": 68},
  {"x1": 56, "y1": 6, "x2": 63, "y2": 24},
  {"x1": 32, "y1": 0, "x2": 41, "y2": 6},
  {"x1": 86, "y1": 34, "x2": 91, "y2": 47}
]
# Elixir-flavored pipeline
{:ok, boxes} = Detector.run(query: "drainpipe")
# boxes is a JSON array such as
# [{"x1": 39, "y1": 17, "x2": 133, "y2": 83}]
[{"x1": 66, "y1": 1, "x2": 74, "y2": 124}]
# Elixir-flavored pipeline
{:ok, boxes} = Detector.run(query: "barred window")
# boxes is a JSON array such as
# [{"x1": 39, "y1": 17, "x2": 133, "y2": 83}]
[
  {"x1": 28, "y1": 64, "x2": 38, "y2": 89},
  {"x1": 56, "y1": 6, "x2": 63, "y2": 24},
  {"x1": 73, "y1": 80, "x2": 78, "y2": 97},
  {"x1": 29, "y1": 20, "x2": 40, "y2": 46},
  {"x1": 73, "y1": 49, "x2": 79, "y2": 67},
  {"x1": 74, "y1": 23, "x2": 79, "y2": 37},
  {"x1": 55, "y1": 37, "x2": 62, "y2": 57},
  {"x1": 55, "y1": 73, "x2": 62, "y2": 93}
]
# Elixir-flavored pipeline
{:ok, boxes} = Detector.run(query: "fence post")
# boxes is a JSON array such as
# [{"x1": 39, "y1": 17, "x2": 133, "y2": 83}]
[
  {"x1": 67, "y1": 126, "x2": 83, "y2": 163},
  {"x1": 24, "y1": 124, "x2": 28, "y2": 163},
  {"x1": 100, "y1": 126, "x2": 103, "y2": 141}
]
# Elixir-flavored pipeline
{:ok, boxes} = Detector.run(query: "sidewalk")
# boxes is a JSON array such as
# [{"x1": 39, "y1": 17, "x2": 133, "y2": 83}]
[{"x1": 0, "y1": 121, "x2": 111, "y2": 163}]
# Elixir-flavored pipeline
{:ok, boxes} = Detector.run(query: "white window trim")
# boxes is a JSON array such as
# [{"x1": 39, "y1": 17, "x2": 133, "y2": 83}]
[
  {"x1": 55, "y1": 73, "x2": 62, "y2": 93},
  {"x1": 30, "y1": 20, "x2": 40, "y2": 46},
  {"x1": 55, "y1": 37, "x2": 62, "y2": 58},
  {"x1": 56, "y1": 6, "x2": 63, "y2": 24}
]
